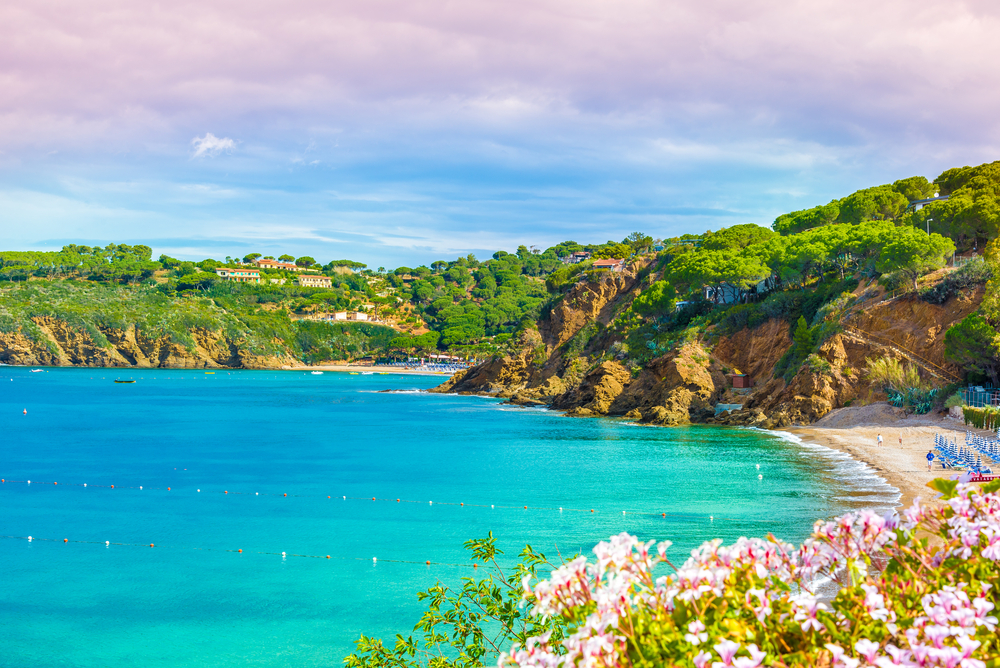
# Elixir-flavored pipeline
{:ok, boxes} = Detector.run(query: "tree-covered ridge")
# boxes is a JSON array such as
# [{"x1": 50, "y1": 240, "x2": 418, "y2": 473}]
[{"x1": 771, "y1": 162, "x2": 1000, "y2": 255}]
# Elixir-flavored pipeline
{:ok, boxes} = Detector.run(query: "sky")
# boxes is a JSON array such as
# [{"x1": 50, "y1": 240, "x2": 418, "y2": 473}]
[{"x1": 2, "y1": 0, "x2": 999, "y2": 268}]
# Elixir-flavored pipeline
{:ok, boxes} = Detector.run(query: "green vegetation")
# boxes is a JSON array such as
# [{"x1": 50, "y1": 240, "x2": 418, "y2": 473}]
[{"x1": 5, "y1": 159, "x2": 1000, "y2": 374}]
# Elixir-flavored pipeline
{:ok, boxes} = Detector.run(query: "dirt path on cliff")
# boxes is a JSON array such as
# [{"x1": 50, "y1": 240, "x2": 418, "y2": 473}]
[{"x1": 783, "y1": 403, "x2": 992, "y2": 510}]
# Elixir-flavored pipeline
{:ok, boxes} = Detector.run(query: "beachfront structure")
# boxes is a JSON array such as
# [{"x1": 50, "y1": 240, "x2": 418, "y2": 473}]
[
  {"x1": 592, "y1": 258, "x2": 625, "y2": 272},
  {"x1": 728, "y1": 374, "x2": 753, "y2": 388},
  {"x1": 297, "y1": 275, "x2": 333, "y2": 288},
  {"x1": 254, "y1": 258, "x2": 303, "y2": 272},
  {"x1": 214, "y1": 267, "x2": 261, "y2": 283},
  {"x1": 562, "y1": 251, "x2": 592, "y2": 264}
]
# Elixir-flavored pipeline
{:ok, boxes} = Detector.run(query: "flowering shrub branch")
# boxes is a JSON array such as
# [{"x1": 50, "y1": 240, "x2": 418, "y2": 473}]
[{"x1": 502, "y1": 479, "x2": 1000, "y2": 668}]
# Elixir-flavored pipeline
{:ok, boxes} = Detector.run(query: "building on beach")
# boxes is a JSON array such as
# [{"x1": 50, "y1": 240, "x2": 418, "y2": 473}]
[
  {"x1": 214, "y1": 267, "x2": 261, "y2": 283},
  {"x1": 297, "y1": 275, "x2": 333, "y2": 288}
]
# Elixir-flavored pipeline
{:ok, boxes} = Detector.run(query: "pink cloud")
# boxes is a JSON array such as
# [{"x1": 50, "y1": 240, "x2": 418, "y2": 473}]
[{"x1": 1, "y1": 0, "x2": 999, "y2": 152}]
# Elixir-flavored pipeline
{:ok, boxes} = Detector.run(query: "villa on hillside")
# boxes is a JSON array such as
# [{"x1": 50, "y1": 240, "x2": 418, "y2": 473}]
[
  {"x1": 562, "y1": 251, "x2": 592, "y2": 264},
  {"x1": 254, "y1": 258, "x2": 303, "y2": 271},
  {"x1": 214, "y1": 267, "x2": 261, "y2": 283},
  {"x1": 705, "y1": 275, "x2": 777, "y2": 304},
  {"x1": 906, "y1": 195, "x2": 950, "y2": 212},
  {"x1": 330, "y1": 311, "x2": 370, "y2": 321},
  {"x1": 592, "y1": 258, "x2": 625, "y2": 272},
  {"x1": 297, "y1": 275, "x2": 333, "y2": 288}
]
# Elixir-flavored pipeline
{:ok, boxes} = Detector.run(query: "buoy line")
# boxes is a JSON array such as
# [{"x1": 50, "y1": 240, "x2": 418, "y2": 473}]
[
  {"x1": 0, "y1": 477, "x2": 748, "y2": 524},
  {"x1": 0, "y1": 534, "x2": 484, "y2": 569}
]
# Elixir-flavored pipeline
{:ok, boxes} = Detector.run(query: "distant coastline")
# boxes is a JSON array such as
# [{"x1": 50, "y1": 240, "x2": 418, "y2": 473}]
[{"x1": 281, "y1": 363, "x2": 457, "y2": 376}]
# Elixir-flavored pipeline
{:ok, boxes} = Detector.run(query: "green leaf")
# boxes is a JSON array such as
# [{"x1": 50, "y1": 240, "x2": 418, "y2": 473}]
[
  {"x1": 982, "y1": 478, "x2": 1000, "y2": 495},
  {"x1": 927, "y1": 478, "x2": 959, "y2": 499}
]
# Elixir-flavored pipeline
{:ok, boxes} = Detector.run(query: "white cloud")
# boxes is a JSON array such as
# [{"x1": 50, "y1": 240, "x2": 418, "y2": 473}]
[{"x1": 191, "y1": 133, "x2": 236, "y2": 158}]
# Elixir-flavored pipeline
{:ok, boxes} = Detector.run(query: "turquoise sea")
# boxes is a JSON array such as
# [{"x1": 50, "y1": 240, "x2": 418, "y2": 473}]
[{"x1": 0, "y1": 368, "x2": 898, "y2": 667}]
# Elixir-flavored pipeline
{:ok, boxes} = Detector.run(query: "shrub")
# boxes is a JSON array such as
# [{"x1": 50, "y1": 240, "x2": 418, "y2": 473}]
[
  {"x1": 350, "y1": 480, "x2": 1000, "y2": 668},
  {"x1": 920, "y1": 257, "x2": 991, "y2": 304},
  {"x1": 500, "y1": 480, "x2": 1000, "y2": 668}
]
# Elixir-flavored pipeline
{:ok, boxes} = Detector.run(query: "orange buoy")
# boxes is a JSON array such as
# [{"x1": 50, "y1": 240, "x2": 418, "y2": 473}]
[
  {"x1": 150, "y1": 544, "x2": 154, "y2": 548},
  {"x1": 460, "y1": 503, "x2": 464, "y2": 506},
  {"x1": 327, "y1": 495, "x2": 330, "y2": 498},
  {"x1": 473, "y1": 563, "x2": 478, "y2": 568},
  {"x1": 590, "y1": 509, "x2": 594, "y2": 513},
  {"x1": 54, "y1": 482, "x2": 57, "y2": 485},
  {"x1": 372, "y1": 497, "x2": 375, "y2": 501},
  {"x1": 238, "y1": 549, "x2": 242, "y2": 553},
  {"x1": 225, "y1": 490, "x2": 228, "y2": 494},
  {"x1": 111, "y1": 485, "x2": 114, "y2": 488},
  {"x1": 326, "y1": 555, "x2": 330, "y2": 559},
  {"x1": 425, "y1": 560, "x2": 430, "y2": 565},
  {"x1": 63, "y1": 538, "x2": 68, "y2": 542},
  {"x1": 283, "y1": 493, "x2": 287, "y2": 497},
  {"x1": 167, "y1": 487, "x2": 171, "y2": 491},
  {"x1": 662, "y1": 513, "x2": 666, "y2": 517}
]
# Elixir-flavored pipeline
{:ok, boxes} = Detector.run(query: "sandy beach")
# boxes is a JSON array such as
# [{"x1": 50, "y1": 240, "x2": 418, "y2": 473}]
[
  {"x1": 783, "y1": 403, "x2": 992, "y2": 510},
  {"x1": 280, "y1": 363, "x2": 458, "y2": 376}
]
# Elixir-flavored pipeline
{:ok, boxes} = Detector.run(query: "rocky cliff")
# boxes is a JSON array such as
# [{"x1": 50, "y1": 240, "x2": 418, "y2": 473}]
[
  {"x1": 0, "y1": 317, "x2": 292, "y2": 368},
  {"x1": 434, "y1": 274, "x2": 982, "y2": 428}
]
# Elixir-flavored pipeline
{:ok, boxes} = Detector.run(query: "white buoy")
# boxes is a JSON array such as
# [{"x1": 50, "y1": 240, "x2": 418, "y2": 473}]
[
  {"x1": 710, "y1": 516, "x2": 714, "y2": 521},
  {"x1": 373, "y1": 557, "x2": 377, "y2": 563},
  {"x1": 27, "y1": 480, "x2": 30, "y2": 484},
  {"x1": 429, "y1": 500, "x2": 433, "y2": 505},
  {"x1": 342, "y1": 495, "x2": 346, "y2": 499},
  {"x1": 559, "y1": 507, "x2": 563, "y2": 511},
  {"x1": 491, "y1": 504, "x2": 494, "y2": 508},
  {"x1": 139, "y1": 486, "x2": 142, "y2": 490},
  {"x1": 197, "y1": 489, "x2": 201, "y2": 492},
  {"x1": 282, "y1": 552, "x2": 286, "y2": 557},
  {"x1": 758, "y1": 474, "x2": 763, "y2": 480},
  {"x1": 755, "y1": 464, "x2": 760, "y2": 470},
  {"x1": 83, "y1": 484, "x2": 87, "y2": 487},
  {"x1": 622, "y1": 511, "x2": 626, "y2": 515},
  {"x1": 256, "y1": 492, "x2": 258, "y2": 496},
  {"x1": 105, "y1": 541, "x2": 109, "y2": 546},
  {"x1": 27, "y1": 536, "x2": 32, "y2": 541}
]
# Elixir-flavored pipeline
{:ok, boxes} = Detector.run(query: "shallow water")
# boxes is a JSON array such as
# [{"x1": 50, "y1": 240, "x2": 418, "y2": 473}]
[{"x1": 0, "y1": 368, "x2": 897, "y2": 667}]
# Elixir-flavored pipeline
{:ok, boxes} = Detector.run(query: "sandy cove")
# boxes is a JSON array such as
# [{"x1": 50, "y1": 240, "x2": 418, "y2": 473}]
[{"x1": 783, "y1": 403, "x2": 993, "y2": 510}]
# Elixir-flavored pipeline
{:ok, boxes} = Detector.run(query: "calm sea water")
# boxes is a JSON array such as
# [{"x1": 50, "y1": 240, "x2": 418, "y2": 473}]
[{"x1": 0, "y1": 367, "x2": 898, "y2": 667}]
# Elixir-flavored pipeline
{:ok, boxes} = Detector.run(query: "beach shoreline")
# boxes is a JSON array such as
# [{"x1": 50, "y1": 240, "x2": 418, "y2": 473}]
[
  {"x1": 779, "y1": 403, "x2": 991, "y2": 510},
  {"x1": 280, "y1": 363, "x2": 458, "y2": 376}
]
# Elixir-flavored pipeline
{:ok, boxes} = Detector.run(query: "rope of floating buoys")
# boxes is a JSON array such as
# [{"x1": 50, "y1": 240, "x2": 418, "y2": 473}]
[
  {"x1": 0, "y1": 479, "x2": 742, "y2": 522},
  {"x1": 0, "y1": 534, "x2": 482, "y2": 568}
]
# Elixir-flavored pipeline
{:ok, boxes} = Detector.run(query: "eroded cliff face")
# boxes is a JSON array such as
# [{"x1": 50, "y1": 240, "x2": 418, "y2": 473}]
[
  {"x1": 435, "y1": 278, "x2": 982, "y2": 428},
  {"x1": 0, "y1": 317, "x2": 292, "y2": 368}
]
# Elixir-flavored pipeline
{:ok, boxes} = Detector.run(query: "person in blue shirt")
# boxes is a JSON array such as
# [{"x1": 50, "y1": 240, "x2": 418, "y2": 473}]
[{"x1": 926, "y1": 450, "x2": 935, "y2": 471}]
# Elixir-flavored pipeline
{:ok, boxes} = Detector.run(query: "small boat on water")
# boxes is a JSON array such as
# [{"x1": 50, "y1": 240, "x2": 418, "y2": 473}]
[
  {"x1": 361, "y1": 372, "x2": 373, "y2": 375},
  {"x1": 349, "y1": 372, "x2": 359, "y2": 375},
  {"x1": 311, "y1": 371, "x2": 324, "y2": 375},
  {"x1": 114, "y1": 380, "x2": 136, "y2": 384},
  {"x1": 205, "y1": 372, "x2": 215, "y2": 374},
  {"x1": 29, "y1": 369, "x2": 43, "y2": 373}
]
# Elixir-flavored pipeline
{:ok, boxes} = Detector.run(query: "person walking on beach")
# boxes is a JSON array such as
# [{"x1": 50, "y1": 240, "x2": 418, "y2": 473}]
[
  {"x1": 926, "y1": 450, "x2": 935, "y2": 471},
  {"x1": 877, "y1": 433, "x2": 883, "y2": 447},
  {"x1": 899, "y1": 434, "x2": 903, "y2": 447}
]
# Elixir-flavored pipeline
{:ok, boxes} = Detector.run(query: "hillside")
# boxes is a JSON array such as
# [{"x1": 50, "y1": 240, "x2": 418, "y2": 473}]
[{"x1": 3, "y1": 159, "x2": 1000, "y2": 415}]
